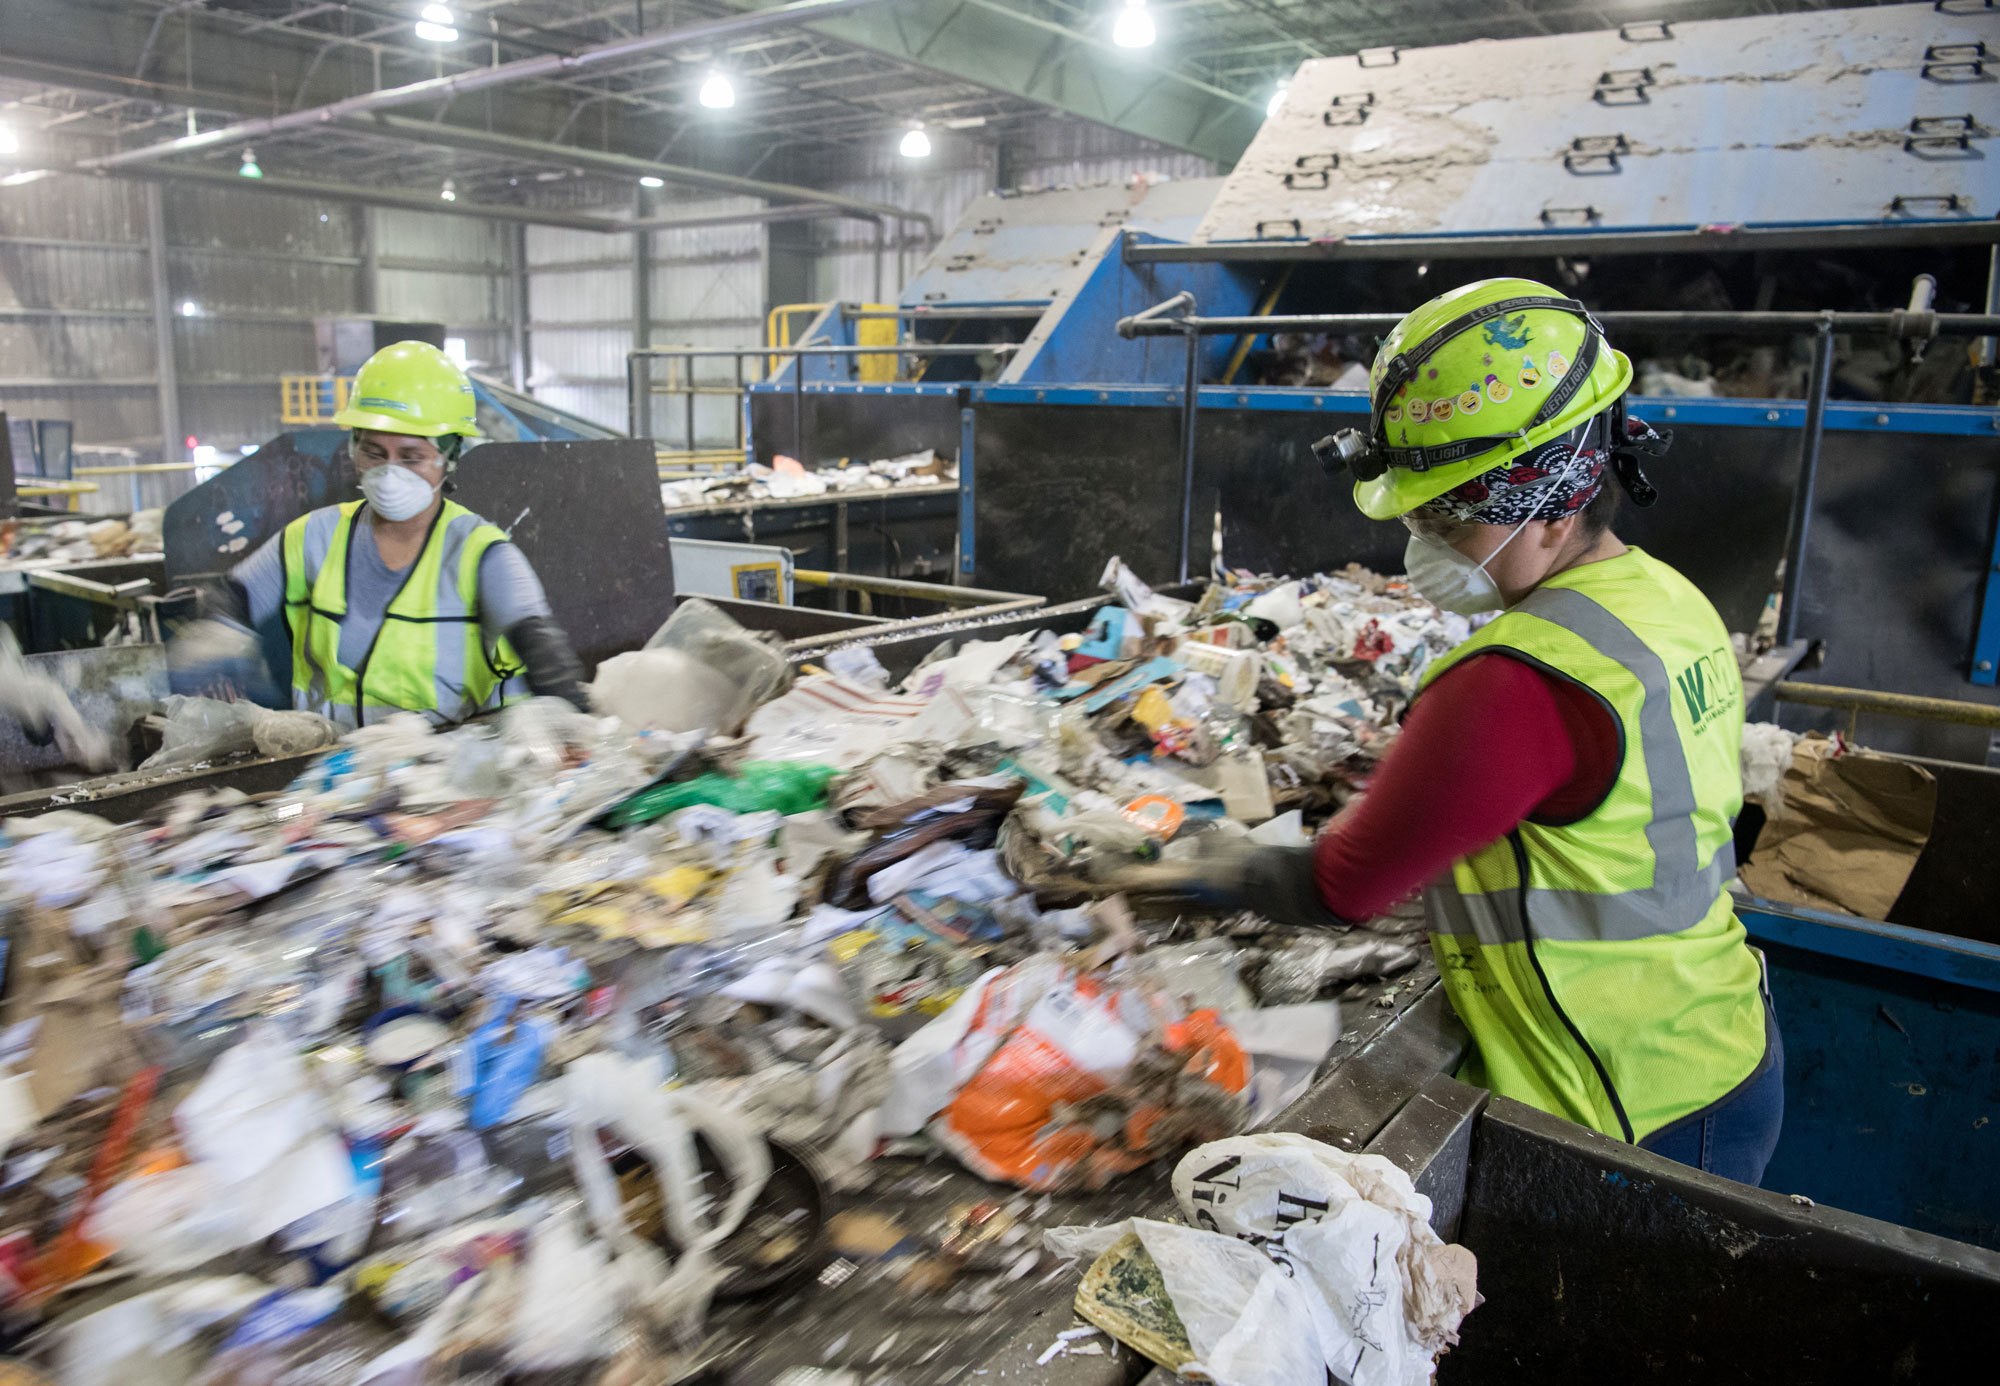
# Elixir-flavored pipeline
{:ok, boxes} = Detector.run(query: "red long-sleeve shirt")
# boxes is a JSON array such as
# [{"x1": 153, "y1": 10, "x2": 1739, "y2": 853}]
[{"x1": 1313, "y1": 653, "x2": 1623, "y2": 921}]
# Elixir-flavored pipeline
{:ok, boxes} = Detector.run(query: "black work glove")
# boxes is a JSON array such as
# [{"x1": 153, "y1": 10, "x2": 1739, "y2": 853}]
[
  {"x1": 505, "y1": 615, "x2": 591, "y2": 713},
  {"x1": 1191, "y1": 839, "x2": 1351, "y2": 931}
]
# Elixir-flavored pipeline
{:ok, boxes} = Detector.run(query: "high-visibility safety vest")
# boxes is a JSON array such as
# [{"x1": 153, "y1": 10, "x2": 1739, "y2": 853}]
[
  {"x1": 281, "y1": 500, "x2": 524, "y2": 731},
  {"x1": 1418, "y1": 547, "x2": 1768, "y2": 1144}
]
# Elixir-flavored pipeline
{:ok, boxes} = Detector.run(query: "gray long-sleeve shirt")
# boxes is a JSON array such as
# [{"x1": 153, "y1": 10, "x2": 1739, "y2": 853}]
[{"x1": 231, "y1": 511, "x2": 552, "y2": 674}]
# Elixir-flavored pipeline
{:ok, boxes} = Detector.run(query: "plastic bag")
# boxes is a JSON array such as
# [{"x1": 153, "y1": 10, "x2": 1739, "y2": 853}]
[
  {"x1": 141, "y1": 696, "x2": 261, "y2": 768},
  {"x1": 934, "y1": 974, "x2": 1248, "y2": 1191},
  {"x1": 1170, "y1": 1133, "x2": 1480, "y2": 1383},
  {"x1": 1256, "y1": 933, "x2": 1424, "y2": 1006},
  {"x1": 878, "y1": 956, "x2": 1057, "y2": 1137},
  {"x1": 142, "y1": 696, "x2": 334, "y2": 770},
  {"x1": 639, "y1": 598, "x2": 789, "y2": 734},
  {"x1": 591, "y1": 646, "x2": 755, "y2": 736},
  {"x1": 604, "y1": 761, "x2": 838, "y2": 827},
  {"x1": 251, "y1": 708, "x2": 340, "y2": 758}
]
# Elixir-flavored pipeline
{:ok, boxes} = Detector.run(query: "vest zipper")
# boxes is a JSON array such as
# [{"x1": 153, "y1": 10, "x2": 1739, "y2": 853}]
[
  {"x1": 1508, "y1": 830, "x2": 1636, "y2": 1144},
  {"x1": 351, "y1": 507, "x2": 445, "y2": 727}
]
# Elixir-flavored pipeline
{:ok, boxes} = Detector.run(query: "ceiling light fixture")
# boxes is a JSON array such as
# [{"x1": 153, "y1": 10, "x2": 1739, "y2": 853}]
[
  {"x1": 899, "y1": 124, "x2": 931, "y2": 159},
  {"x1": 440, "y1": 178, "x2": 457, "y2": 202},
  {"x1": 179, "y1": 301, "x2": 200, "y2": 317},
  {"x1": 415, "y1": 4, "x2": 458, "y2": 43},
  {"x1": 698, "y1": 71, "x2": 736, "y2": 109},
  {"x1": 237, "y1": 147, "x2": 263, "y2": 178},
  {"x1": 1112, "y1": 0, "x2": 1156, "y2": 50},
  {"x1": 639, "y1": 175, "x2": 665, "y2": 188},
  {"x1": 1267, "y1": 81, "x2": 1289, "y2": 117},
  {"x1": 0, "y1": 170, "x2": 49, "y2": 188},
  {"x1": 0, "y1": 124, "x2": 19, "y2": 157}
]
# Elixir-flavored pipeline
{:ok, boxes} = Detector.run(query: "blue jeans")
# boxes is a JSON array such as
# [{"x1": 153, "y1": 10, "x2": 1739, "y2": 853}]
[{"x1": 1638, "y1": 1010, "x2": 1785, "y2": 1186}]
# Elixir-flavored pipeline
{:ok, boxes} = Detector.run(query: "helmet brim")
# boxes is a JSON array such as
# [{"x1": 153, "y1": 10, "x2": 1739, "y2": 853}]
[{"x1": 333, "y1": 407, "x2": 472, "y2": 438}]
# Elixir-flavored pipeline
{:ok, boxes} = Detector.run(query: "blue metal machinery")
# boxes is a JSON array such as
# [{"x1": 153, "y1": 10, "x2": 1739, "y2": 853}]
[{"x1": 717, "y1": 3, "x2": 2000, "y2": 1249}]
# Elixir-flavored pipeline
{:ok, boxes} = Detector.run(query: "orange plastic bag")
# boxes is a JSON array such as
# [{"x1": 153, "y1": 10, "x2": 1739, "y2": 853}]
[{"x1": 935, "y1": 976, "x2": 1248, "y2": 1192}]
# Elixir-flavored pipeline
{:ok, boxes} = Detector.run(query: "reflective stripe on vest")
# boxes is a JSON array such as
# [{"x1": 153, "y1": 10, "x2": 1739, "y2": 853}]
[
  {"x1": 1423, "y1": 586, "x2": 1738, "y2": 946},
  {"x1": 1417, "y1": 547, "x2": 1767, "y2": 1144},
  {"x1": 280, "y1": 500, "x2": 523, "y2": 729}
]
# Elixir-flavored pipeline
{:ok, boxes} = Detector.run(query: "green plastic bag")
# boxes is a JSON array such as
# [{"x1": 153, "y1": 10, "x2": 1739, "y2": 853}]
[{"x1": 604, "y1": 761, "x2": 840, "y2": 827}]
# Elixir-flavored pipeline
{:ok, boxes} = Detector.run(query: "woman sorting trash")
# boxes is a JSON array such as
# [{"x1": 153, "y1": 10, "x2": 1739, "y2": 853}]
[
  {"x1": 169, "y1": 341, "x2": 589, "y2": 728},
  {"x1": 1197, "y1": 279, "x2": 1783, "y2": 1185}
]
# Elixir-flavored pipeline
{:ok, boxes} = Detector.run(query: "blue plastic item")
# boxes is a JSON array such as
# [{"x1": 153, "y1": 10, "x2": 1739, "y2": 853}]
[{"x1": 464, "y1": 1004, "x2": 553, "y2": 1129}]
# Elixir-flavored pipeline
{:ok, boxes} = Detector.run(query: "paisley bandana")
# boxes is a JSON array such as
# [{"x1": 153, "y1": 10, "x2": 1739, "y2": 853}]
[{"x1": 1415, "y1": 414, "x2": 1667, "y2": 525}]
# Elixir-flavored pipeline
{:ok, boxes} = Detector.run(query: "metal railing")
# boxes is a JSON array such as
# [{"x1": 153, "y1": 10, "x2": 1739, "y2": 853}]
[
  {"x1": 1113, "y1": 281, "x2": 2000, "y2": 608},
  {"x1": 280, "y1": 375, "x2": 355, "y2": 426},
  {"x1": 626, "y1": 342, "x2": 1016, "y2": 467},
  {"x1": 14, "y1": 479, "x2": 99, "y2": 510}
]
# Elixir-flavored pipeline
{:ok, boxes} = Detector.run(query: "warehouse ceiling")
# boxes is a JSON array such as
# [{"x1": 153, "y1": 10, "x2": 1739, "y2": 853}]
[{"x1": 0, "y1": 0, "x2": 1903, "y2": 222}]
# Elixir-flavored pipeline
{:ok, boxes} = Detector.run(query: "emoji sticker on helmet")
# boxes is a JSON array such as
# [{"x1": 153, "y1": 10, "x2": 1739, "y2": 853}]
[
  {"x1": 1547, "y1": 349, "x2": 1571, "y2": 378},
  {"x1": 1430, "y1": 397, "x2": 1456, "y2": 423},
  {"x1": 1457, "y1": 384, "x2": 1482, "y2": 415},
  {"x1": 1518, "y1": 356, "x2": 1541, "y2": 389},
  {"x1": 1483, "y1": 372, "x2": 1512, "y2": 404},
  {"x1": 1406, "y1": 397, "x2": 1431, "y2": 424},
  {"x1": 1386, "y1": 400, "x2": 1403, "y2": 423}
]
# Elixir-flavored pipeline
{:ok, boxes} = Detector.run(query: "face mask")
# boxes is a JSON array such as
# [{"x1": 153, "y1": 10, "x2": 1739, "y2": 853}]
[
  {"x1": 1403, "y1": 533, "x2": 1508, "y2": 615},
  {"x1": 360, "y1": 463, "x2": 440, "y2": 522},
  {"x1": 1402, "y1": 421, "x2": 1594, "y2": 616}
]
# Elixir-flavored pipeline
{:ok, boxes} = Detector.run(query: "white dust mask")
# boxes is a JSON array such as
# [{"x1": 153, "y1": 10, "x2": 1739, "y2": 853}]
[
  {"x1": 360, "y1": 464, "x2": 440, "y2": 522},
  {"x1": 1401, "y1": 422, "x2": 1595, "y2": 616}
]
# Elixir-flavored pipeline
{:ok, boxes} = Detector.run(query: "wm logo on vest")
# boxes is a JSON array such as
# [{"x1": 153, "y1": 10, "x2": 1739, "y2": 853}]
[{"x1": 1675, "y1": 646, "x2": 1739, "y2": 735}]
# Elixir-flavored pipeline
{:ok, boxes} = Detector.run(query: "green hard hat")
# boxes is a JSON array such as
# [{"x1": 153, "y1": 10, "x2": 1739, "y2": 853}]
[
  {"x1": 334, "y1": 340, "x2": 479, "y2": 439},
  {"x1": 1352, "y1": 277, "x2": 1633, "y2": 520}
]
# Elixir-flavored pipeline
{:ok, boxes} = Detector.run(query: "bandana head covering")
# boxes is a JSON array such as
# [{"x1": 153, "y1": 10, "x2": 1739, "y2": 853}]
[{"x1": 1414, "y1": 412, "x2": 1668, "y2": 525}]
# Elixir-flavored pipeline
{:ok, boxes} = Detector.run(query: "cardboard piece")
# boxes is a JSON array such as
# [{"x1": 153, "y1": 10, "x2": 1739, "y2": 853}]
[
  {"x1": 2, "y1": 906, "x2": 138, "y2": 1118},
  {"x1": 1737, "y1": 735, "x2": 1937, "y2": 921}
]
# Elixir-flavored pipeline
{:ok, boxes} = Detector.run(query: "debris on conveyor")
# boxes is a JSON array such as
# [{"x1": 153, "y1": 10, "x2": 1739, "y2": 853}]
[
  {"x1": 660, "y1": 449, "x2": 957, "y2": 510},
  {"x1": 0, "y1": 510, "x2": 166, "y2": 564},
  {"x1": 1056, "y1": 1133, "x2": 1481, "y2": 1386},
  {"x1": 0, "y1": 556, "x2": 1459, "y2": 1383}
]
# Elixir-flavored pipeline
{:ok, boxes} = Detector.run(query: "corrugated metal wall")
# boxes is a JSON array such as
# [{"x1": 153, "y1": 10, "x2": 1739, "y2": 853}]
[
  {"x1": 3, "y1": 124, "x2": 1206, "y2": 497},
  {"x1": 0, "y1": 176, "x2": 513, "y2": 512},
  {"x1": 525, "y1": 224, "x2": 636, "y2": 433},
  {"x1": 524, "y1": 196, "x2": 763, "y2": 443}
]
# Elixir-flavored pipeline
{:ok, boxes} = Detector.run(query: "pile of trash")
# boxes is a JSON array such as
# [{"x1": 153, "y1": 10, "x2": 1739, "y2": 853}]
[
  {"x1": 1051, "y1": 1132, "x2": 1479, "y2": 1386},
  {"x1": 660, "y1": 450, "x2": 956, "y2": 510},
  {"x1": 0, "y1": 510, "x2": 165, "y2": 564},
  {"x1": 0, "y1": 560, "x2": 1460, "y2": 1384}
]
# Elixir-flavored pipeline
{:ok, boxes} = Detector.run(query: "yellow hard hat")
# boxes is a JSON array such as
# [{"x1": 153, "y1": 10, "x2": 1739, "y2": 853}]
[
  {"x1": 334, "y1": 340, "x2": 479, "y2": 439},
  {"x1": 1349, "y1": 278, "x2": 1633, "y2": 520}
]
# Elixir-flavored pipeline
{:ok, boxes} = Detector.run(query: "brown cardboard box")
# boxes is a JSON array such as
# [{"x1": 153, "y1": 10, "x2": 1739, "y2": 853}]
[{"x1": 1738, "y1": 734, "x2": 1937, "y2": 921}]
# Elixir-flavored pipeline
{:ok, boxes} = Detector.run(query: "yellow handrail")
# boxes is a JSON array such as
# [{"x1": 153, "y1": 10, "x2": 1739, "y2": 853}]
[
  {"x1": 16, "y1": 479, "x2": 100, "y2": 511},
  {"x1": 73, "y1": 462, "x2": 209, "y2": 475},
  {"x1": 765, "y1": 302, "x2": 828, "y2": 377},
  {"x1": 280, "y1": 375, "x2": 354, "y2": 426}
]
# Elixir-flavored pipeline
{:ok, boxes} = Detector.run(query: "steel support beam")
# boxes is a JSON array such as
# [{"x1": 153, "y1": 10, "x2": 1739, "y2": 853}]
[
  {"x1": 713, "y1": 0, "x2": 1263, "y2": 163},
  {"x1": 143, "y1": 182, "x2": 181, "y2": 467},
  {"x1": 509, "y1": 224, "x2": 530, "y2": 394},
  {"x1": 117, "y1": 165, "x2": 628, "y2": 233},
  {"x1": 74, "y1": 0, "x2": 893, "y2": 173},
  {"x1": 0, "y1": 0, "x2": 929, "y2": 226},
  {"x1": 358, "y1": 205, "x2": 380, "y2": 316},
  {"x1": 362, "y1": 115, "x2": 929, "y2": 226}
]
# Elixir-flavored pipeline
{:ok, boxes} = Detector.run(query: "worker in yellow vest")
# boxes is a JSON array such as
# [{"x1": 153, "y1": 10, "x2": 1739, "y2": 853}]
[
  {"x1": 1200, "y1": 279, "x2": 1781, "y2": 1184},
  {"x1": 171, "y1": 342, "x2": 588, "y2": 729}
]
